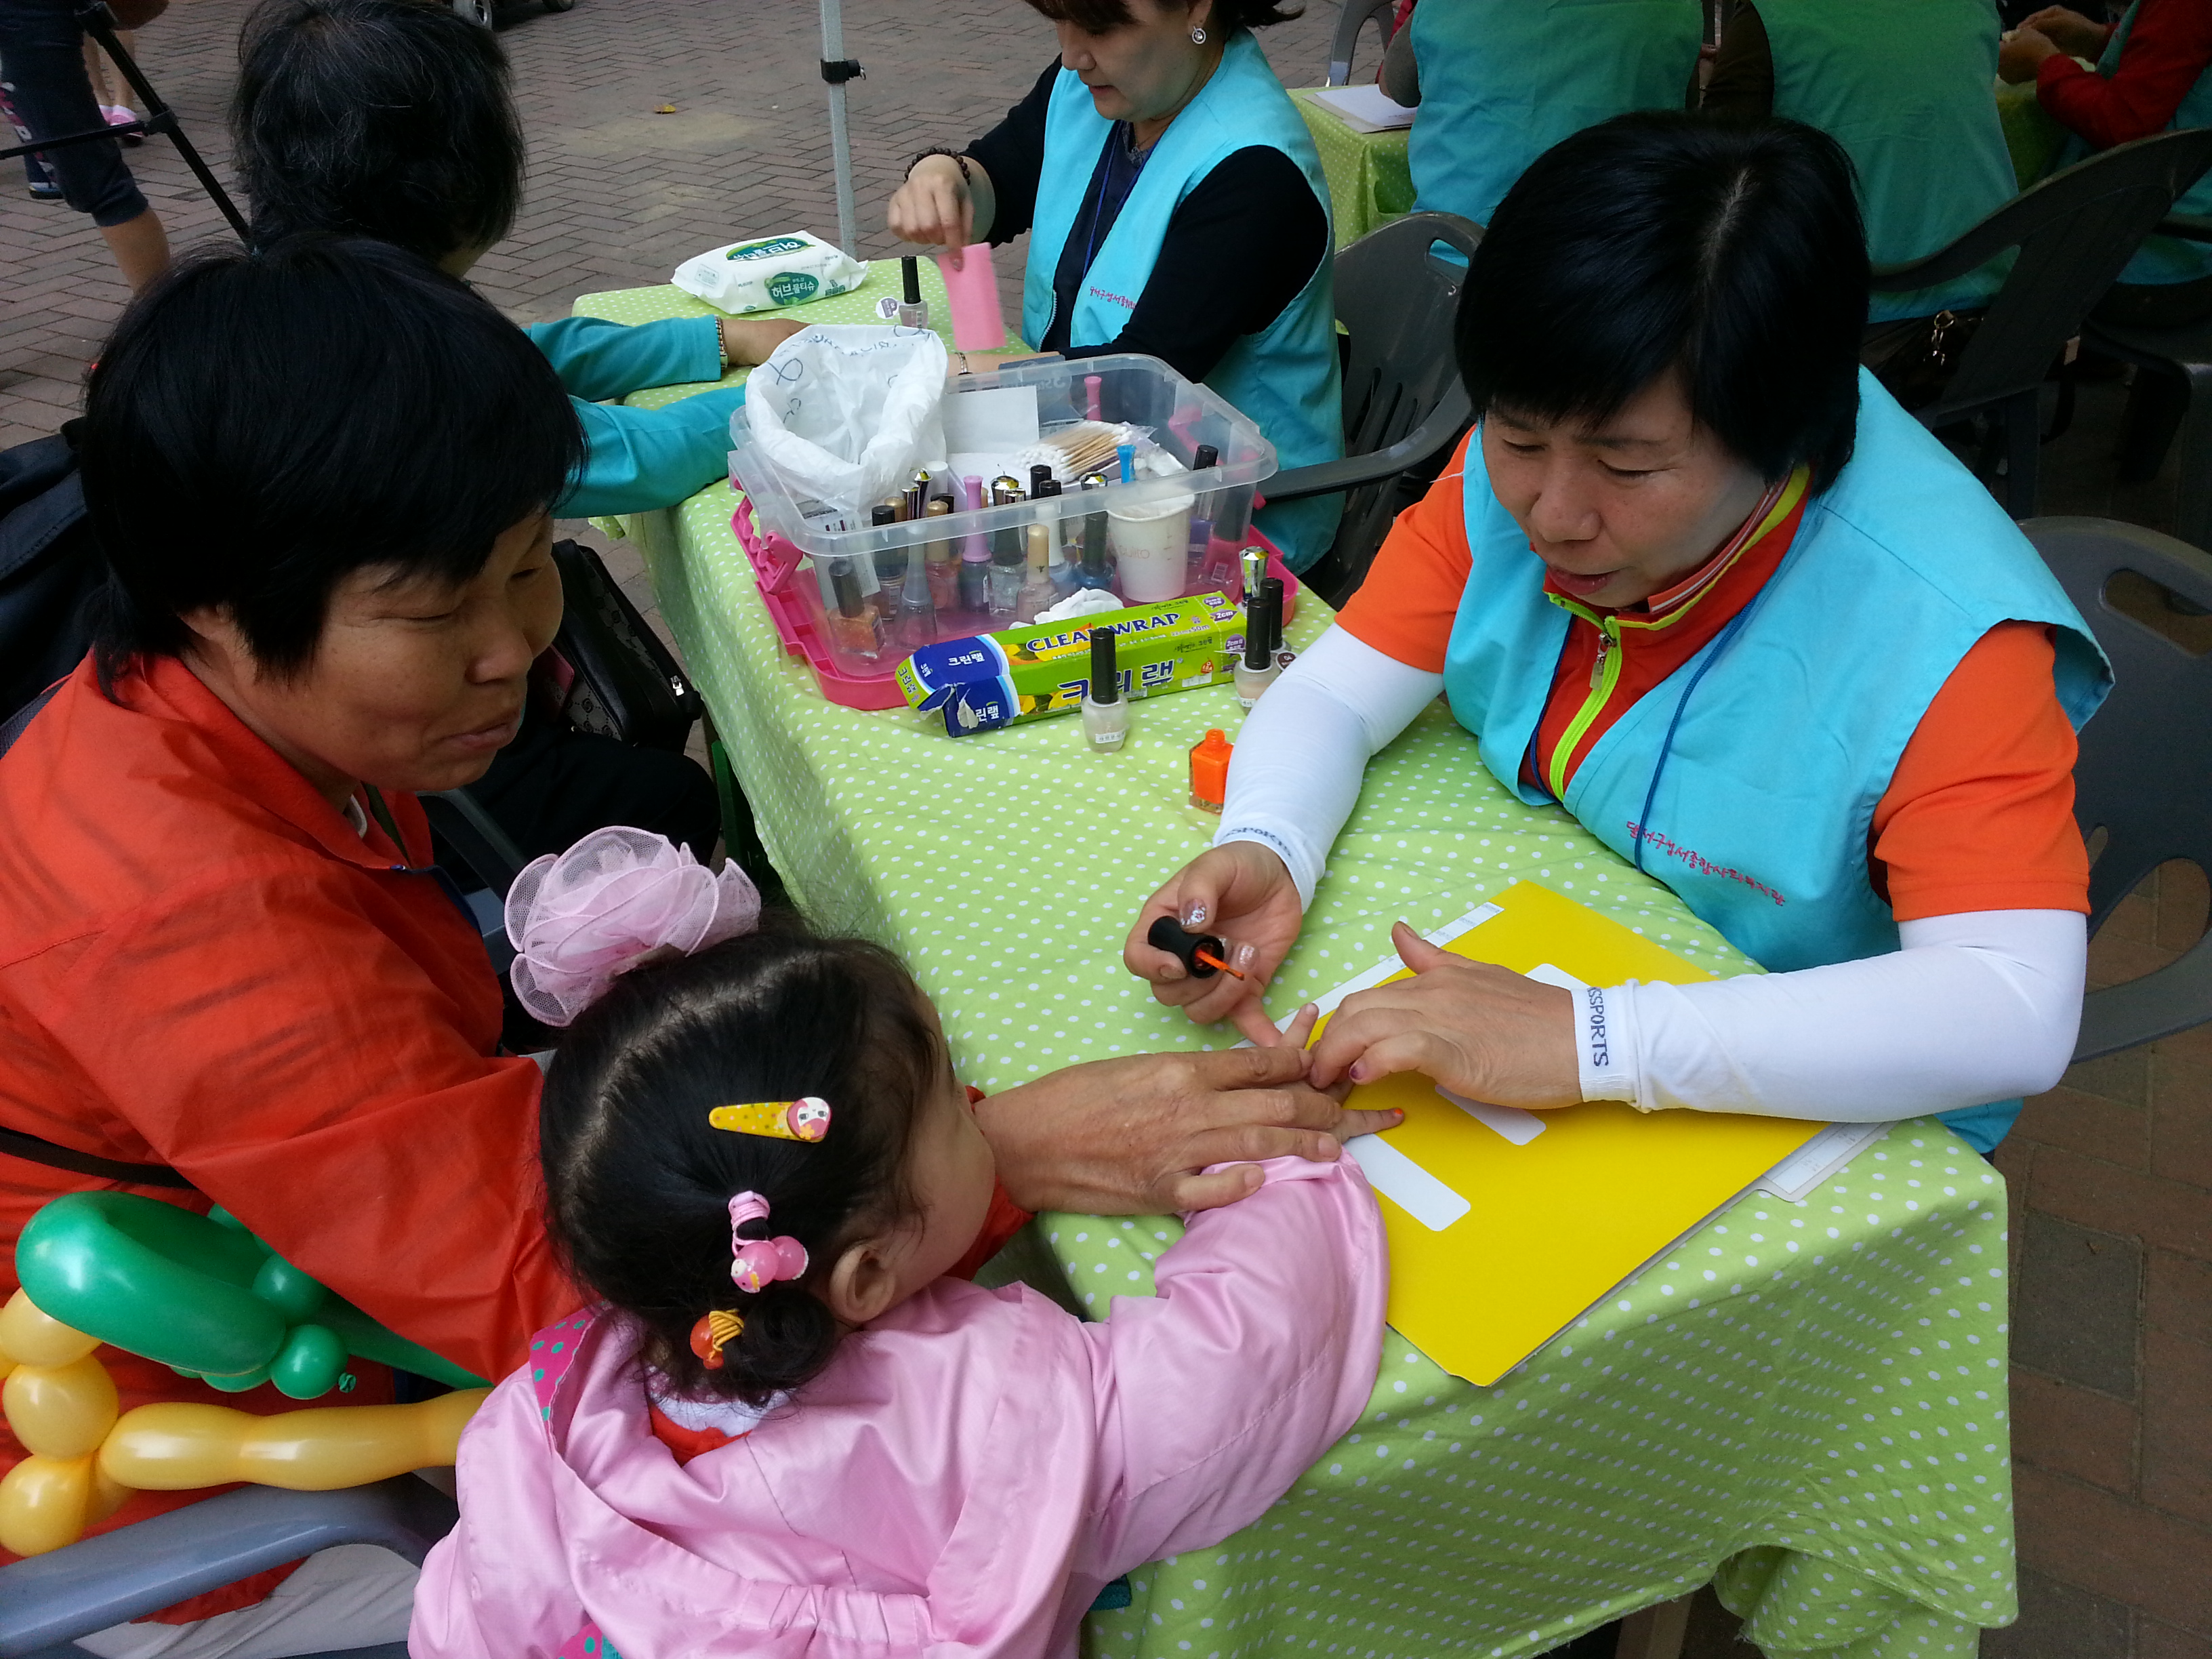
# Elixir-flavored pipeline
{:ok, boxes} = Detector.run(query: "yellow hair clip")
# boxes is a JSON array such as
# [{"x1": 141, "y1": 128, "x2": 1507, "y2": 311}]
[{"x1": 708, "y1": 1097, "x2": 832, "y2": 1143}]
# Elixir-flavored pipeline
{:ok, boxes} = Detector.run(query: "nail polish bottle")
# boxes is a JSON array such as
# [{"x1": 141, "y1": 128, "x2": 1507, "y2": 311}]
[
  {"x1": 825, "y1": 557, "x2": 884, "y2": 661},
  {"x1": 1147, "y1": 916, "x2": 1233, "y2": 979},
  {"x1": 1235, "y1": 587, "x2": 1279, "y2": 709},
  {"x1": 957, "y1": 474, "x2": 990, "y2": 615},
  {"x1": 1186, "y1": 443, "x2": 1218, "y2": 585},
  {"x1": 989, "y1": 510, "x2": 1025, "y2": 618},
  {"x1": 1076, "y1": 507, "x2": 1114, "y2": 592},
  {"x1": 1030, "y1": 463, "x2": 1056, "y2": 497},
  {"x1": 924, "y1": 495, "x2": 958, "y2": 611},
  {"x1": 1017, "y1": 520, "x2": 1057, "y2": 622},
  {"x1": 897, "y1": 255, "x2": 929, "y2": 331},
  {"x1": 1188, "y1": 727, "x2": 1233, "y2": 813},
  {"x1": 1038, "y1": 479, "x2": 1078, "y2": 594},
  {"x1": 1082, "y1": 621, "x2": 1128, "y2": 752},
  {"x1": 869, "y1": 504, "x2": 904, "y2": 623},
  {"x1": 1261, "y1": 575, "x2": 1293, "y2": 670}
]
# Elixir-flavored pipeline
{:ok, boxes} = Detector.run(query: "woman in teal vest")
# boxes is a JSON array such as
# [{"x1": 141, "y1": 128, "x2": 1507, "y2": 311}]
[
  {"x1": 1387, "y1": 0, "x2": 1702, "y2": 230},
  {"x1": 887, "y1": 0, "x2": 1344, "y2": 569},
  {"x1": 1122, "y1": 114, "x2": 2111, "y2": 1155},
  {"x1": 1702, "y1": 0, "x2": 2018, "y2": 322}
]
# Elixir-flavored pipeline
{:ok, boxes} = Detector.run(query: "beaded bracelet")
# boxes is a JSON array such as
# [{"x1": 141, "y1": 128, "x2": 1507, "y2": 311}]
[{"x1": 907, "y1": 147, "x2": 973, "y2": 184}]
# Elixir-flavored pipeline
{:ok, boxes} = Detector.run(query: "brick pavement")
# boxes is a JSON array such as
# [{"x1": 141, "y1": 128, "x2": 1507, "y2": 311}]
[{"x1": 5, "y1": 2, "x2": 2208, "y2": 1653}]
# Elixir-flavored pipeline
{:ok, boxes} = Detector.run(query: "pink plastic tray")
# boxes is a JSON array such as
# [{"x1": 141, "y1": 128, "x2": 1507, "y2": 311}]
[{"x1": 732, "y1": 493, "x2": 1301, "y2": 712}]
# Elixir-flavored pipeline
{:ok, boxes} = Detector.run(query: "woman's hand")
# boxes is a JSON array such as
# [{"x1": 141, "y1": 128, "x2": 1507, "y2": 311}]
[
  {"x1": 1999, "y1": 24, "x2": 2064, "y2": 83},
  {"x1": 720, "y1": 316, "x2": 805, "y2": 368},
  {"x1": 888, "y1": 155, "x2": 976, "y2": 262},
  {"x1": 972, "y1": 1039, "x2": 1401, "y2": 1216},
  {"x1": 1126, "y1": 842, "x2": 1306, "y2": 1045},
  {"x1": 1306, "y1": 922, "x2": 1582, "y2": 1108},
  {"x1": 2018, "y1": 5, "x2": 2108, "y2": 58}
]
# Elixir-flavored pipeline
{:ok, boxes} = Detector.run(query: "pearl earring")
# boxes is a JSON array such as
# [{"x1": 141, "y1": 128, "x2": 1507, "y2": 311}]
[{"x1": 1190, "y1": 24, "x2": 1208, "y2": 42}]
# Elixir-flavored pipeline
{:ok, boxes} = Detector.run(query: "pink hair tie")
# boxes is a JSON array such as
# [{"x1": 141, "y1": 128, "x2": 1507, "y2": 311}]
[
  {"x1": 504, "y1": 827, "x2": 762, "y2": 1026},
  {"x1": 727, "y1": 1191, "x2": 809, "y2": 1294}
]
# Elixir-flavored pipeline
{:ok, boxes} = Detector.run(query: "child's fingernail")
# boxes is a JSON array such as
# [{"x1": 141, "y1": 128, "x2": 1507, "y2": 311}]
[
  {"x1": 1349, "y1": 1063, "x2": 1369, "y2": 1083},
  {"x1": 1183, "y1": 901, "x2": 1209, "y2": 928}
]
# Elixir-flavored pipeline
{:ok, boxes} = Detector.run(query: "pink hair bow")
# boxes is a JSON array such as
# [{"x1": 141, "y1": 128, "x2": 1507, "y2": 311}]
[
  {"x1": 727, "y1": 1191, "x2": 809, "y2": 1294},
  {"x1": 504, "y1": 827, "x2": 762, "y2": 1026}
]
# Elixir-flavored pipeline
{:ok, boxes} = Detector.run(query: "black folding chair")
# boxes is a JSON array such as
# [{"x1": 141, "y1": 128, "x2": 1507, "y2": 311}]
[
  {"x1": 1867, "y1": 127, "x2": 2212, "y2": 518},
  {"x1": 1268, "y1": 211, "x2": 1481, "y2": 607},
  {"x1": 2020, "y1": 516, "x2": 2212, "y2": 1061}
]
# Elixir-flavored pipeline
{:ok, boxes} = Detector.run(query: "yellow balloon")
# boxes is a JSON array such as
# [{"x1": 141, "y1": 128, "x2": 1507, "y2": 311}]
[
  {"x1": 3, "y1": 1354, "x2": 119, "y2": 1460},
  {"x1": 0, "y1": 1453, "x2": 100, "y2": 1557},
  {"x1": 0, "y1": 1291, "x2": 99, "y2": 1369},
  {"x1": 102, "y1": 1388, "x2": 489, "y2": 1492}
]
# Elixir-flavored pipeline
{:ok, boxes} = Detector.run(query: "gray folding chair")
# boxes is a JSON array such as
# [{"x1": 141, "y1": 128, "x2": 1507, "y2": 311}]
[
  {"x1": 1325, "y1": 0, "x2": 1396, "y2": 87},
  {"x1": 2080, "y1": 213, "x2": 2212, "y2": 552},
  {"x1": 2020, "y1": 516, "x2": 2212, "y2": 1061},
  {"x1": 1268, "y1": 211, "x2": 1481, "y2": 606},
  {"x1": 1867, "y1": 127, "x2": 2212, "y2": 518},
  {"x1": 0, "y1": 1478, "x2": 453, "y2": 1658}
]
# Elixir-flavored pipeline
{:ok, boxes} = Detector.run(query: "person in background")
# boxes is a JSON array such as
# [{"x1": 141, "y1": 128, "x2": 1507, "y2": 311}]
[
  {"x1": 232, "y1": 0, "x2": 790, "y2": 873},
  {"x1": 0, "y1": 0, "x2": 167, "y2": 284},
  {"x1": 233, "y1": 0, "x2": 799, "y2": 523},
  {"x1": 888, "y1": 0, "x2": 1345, "y2": 571},
  {"x1": 1378, "y1": 0, "x2": 1702, "y2": 229},
  {"x1": 1701, "y1": 0, "x2": 2019, "y2": 325},
  {"x1": 1124, "y1": 115, "x2": 2107, "y2": 1159},
  {"x1": 83, "y1": 24, "x2": 142, "y2": 140},
  {"x1": 2002, "y1": 0, "x2": 2212, "y2": 325}
]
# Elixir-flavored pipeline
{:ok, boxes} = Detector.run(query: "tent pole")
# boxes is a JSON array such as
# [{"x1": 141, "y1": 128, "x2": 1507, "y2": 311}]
[{"x1": 819, "y1": 0, "x2": 860, "y2": 255}]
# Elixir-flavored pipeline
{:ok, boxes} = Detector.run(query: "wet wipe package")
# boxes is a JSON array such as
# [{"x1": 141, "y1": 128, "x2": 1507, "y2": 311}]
[
  {"x1": 896, "y1": 595, "x2": 1241, "y2": 737},
  {"x1": 672, "y1": 232, "x2": 868, "y2": 314}
]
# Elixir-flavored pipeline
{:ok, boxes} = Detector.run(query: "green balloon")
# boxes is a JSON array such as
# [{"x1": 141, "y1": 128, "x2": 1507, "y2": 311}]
[
  {"x1": 270, "y1": 1324, "x2": 347, "y2": 1400},
  {"x1": 16, "y1": 1193, "x2": 484, "y2": 1395}
]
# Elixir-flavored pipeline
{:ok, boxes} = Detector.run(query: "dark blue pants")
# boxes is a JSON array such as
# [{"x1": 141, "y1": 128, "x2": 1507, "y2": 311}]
[{"x1": 0, "y1": 0, "x2": 146, "y2": 224}]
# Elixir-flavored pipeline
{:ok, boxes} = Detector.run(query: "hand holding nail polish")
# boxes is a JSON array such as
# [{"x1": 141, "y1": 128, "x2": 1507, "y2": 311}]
[{"x1": 1122, "y1": 840, "x2": 1305, "y2": 1045}]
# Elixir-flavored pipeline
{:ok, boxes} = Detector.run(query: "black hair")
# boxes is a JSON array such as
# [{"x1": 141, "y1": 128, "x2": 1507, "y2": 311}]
[
  {"x1": 1456, "y1": 112, "x2": 1869, "y2": 489},
  {"x1": 232, "y1": 0, "x2": 523, "y2": 262},
  {"x1": 78, "y1": 237, "x2": 583, "y2": 687},
  {"x1": 1023, "y1": 0, "x2": 1300, "y2": 34},
  {"x1": 539, "y1": 915, "x2": 943, "y2": 1408}
]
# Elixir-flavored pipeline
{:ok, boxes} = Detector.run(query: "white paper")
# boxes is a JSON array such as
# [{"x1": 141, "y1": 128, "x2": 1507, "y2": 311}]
[
  {"x1": 1309, "y1": 84, "x2": 1417, "y2": 134},
  {"x1": 1437, "y1": 1086, "x2": 1547, "y2": 1146},
  {"x1": 942, "y1": 384, "x2": 1040, "y2": 454},
  {"x1": 1756, "y1": 1120, "x2": 1897, "y2": 1202},
  {"x1": 1344, "y1": 1134, "x2": 1471, "y2": 1231}
]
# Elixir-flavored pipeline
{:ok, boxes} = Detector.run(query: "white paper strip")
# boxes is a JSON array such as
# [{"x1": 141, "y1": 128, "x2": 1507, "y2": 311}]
[{"x1": 1343, "y1": 1133, "x2": 1472, "y2": 1232}]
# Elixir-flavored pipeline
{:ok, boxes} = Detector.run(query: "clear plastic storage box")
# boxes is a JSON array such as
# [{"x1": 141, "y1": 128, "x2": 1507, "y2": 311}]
[{"x1": 726, "y1": 352, "x2": 1296, "y2": 709}]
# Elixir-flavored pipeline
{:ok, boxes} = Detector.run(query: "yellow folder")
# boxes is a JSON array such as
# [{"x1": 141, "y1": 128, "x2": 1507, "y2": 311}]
[{"x1": 1324, "y1": 880, "x2": 1826, "y2": 1385}]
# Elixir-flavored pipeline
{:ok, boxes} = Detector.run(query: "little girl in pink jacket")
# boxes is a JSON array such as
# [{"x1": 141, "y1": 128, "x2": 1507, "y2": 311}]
[{"x1": 409, "y1": 829, "x2": 1389, "y2": 1659}]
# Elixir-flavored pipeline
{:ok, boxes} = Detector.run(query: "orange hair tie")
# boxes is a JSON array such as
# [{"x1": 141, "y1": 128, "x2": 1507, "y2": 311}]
[{"x1": 688, "y1": 1308, "x2": 745, "y2": 1369}]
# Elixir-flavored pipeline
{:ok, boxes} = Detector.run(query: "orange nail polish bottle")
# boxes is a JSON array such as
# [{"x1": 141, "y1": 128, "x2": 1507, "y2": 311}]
[{"x1": 1188, "y1": 728, "x2": 1233, "y2": 813}]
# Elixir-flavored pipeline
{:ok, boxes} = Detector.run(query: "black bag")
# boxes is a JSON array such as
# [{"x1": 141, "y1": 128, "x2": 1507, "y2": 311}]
[
  {"x1": 0, "y1": 424, "x2": 101, "y2": 723},
  {"x1": 534, "y1": 539, "x2": 704, "y2": 754},
  {"x1": 1870, "y1": 308, "x2": 1984, "y2": 413}
]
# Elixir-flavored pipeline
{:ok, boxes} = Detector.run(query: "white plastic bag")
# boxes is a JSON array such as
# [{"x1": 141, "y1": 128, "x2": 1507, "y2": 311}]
[
  {"x1": 672, "y1": 231, "x2": 867, "y2": 314},
  {"x1": 743, "y1": 325, "x2": 949, "y2": 522}
]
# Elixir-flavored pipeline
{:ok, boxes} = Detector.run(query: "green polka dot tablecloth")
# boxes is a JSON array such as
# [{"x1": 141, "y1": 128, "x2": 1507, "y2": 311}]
[
  {"x1": 575, "y1": 290, "x2": 2016, "y2": 1659},
  {"x1": 1292, "y1": 88, "x2": 1416, "y2": 249}
]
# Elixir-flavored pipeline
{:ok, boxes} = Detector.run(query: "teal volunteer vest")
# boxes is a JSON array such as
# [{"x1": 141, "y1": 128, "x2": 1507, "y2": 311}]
[
  {"x1": 1407, "y1": 0, "x2": 1702, "y2": 229},
  {"x1": 1440, "y1": 370, "x2": 2110, "y2": 1150},
  {"x1": 1759, "y1": 0, "x2": 2018, "y2": 322},
  {"x1": 1023, "y1": 33, "x2": 1345, "y2": 570},
  {"x1": 2056, "y1": 0, "x2": 2212, "y2": 285}
]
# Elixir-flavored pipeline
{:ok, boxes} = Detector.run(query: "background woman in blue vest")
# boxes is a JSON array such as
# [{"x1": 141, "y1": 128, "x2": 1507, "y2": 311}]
[
  {"x1": 1701, "y1": 0, "x2": 2019, "y2": 324},
  {"x1": 886, "y1": 0, "x2": 1344, "y2": 570},
  {"x1": 1122, "y1": 115, "x2": 2111, "y2": 1155},
  {"x1": 1378, "y1": 0, "x2": 1702, "y2": 230}
]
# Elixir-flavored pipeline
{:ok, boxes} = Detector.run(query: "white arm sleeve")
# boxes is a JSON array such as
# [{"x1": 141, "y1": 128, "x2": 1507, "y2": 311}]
[
  {"x1": 1213, "y1": 626, "x2": 1445, "y2": 908},
  {"x1": 1575, "y1": 909, "x2": 2086, "y2": 1120}
]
